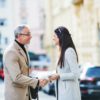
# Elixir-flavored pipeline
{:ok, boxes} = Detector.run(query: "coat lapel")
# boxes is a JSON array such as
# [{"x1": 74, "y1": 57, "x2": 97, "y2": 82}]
[
  {"x1": 25, "y1": 45, "x2": 30, "y2": 66},
  {"x1": 14, "y1": 41, "x2": 28, "y2": 65}
]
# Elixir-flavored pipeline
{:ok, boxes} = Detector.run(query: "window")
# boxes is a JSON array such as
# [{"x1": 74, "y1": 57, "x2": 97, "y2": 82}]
[
  {"x1": 0, "y1": 33, "x2": 1, "y2": 44},
  {"x1": 4, "y1": 37, "x2": 8, "y2": 45},
  {"x1": 0, "y1": 18, "x2": 7, "y2": 26},
  {"x1": 40, "y1": 34, "x2": 44, "y2": 48},
  {"x1": 86, "y1": 67, "x2": 100, "y2": 77},
  {"x1": 97, "y1": 23, "x2": 100, "y2": 41},
  {"x1": 20, "y1": 17, "x2": 27, "y2": 24},
  {"x1": 0, "y1": 0, "x2": 6, "y2": 7}
]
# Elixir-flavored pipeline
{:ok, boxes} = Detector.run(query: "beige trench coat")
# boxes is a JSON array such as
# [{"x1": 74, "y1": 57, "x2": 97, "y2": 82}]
[{"x1": 3, "y1": 41, "x2": 38, "y2": 100}]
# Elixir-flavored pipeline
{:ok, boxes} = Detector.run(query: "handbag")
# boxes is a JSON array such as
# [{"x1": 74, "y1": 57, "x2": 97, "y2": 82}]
[{"x1": 29, "y1": 83, "x2": 39, "y2": 100}]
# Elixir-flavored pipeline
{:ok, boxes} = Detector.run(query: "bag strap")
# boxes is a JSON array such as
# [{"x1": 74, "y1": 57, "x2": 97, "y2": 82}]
[
  {"x1": 56, "y1": 79, "x2": 58, "y2": 100},
  {"x1": 56, "y1": 69, "x2": 58, "y2": 100}
]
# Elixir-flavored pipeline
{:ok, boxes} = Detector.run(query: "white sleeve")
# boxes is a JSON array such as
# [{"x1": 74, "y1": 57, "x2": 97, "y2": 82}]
[{"x1": 59, "y1": 48, "x2": 80, "y2": 81}]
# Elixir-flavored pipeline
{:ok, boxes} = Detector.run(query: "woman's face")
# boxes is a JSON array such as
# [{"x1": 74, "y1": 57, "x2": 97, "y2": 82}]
[{"x1": 53, "y1": 33, "x2": 59, "y2": 46}]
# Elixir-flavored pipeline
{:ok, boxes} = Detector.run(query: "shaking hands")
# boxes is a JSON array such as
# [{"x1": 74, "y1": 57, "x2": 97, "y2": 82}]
[
  {"x1": 49, "y1": 73, "x2": 60, "y2": 81},
  {"x1": 39, "y1": 79, "x2": 49, "y2": 87},
  {"x1": 38, "y1": 73, "x2": 60, "y2": 87}
]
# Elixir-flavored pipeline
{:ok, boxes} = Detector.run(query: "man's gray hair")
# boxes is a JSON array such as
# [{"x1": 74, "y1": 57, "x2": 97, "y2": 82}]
[{"x1": 14, "y1": 25, "x2": 27, "y2": 38}]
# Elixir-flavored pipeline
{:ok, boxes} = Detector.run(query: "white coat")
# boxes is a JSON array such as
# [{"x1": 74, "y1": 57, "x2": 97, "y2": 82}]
[{"x1": 56, "y1": 48, "x2": 81, "y2": 100}]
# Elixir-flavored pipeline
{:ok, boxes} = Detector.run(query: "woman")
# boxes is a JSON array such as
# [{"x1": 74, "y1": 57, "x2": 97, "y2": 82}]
[{"x1": 49, "y1": 26, "x2": 81, "y2": 100}]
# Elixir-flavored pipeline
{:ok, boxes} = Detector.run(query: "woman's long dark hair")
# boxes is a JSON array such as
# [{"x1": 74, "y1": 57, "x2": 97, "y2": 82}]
[{"x1": 54, "y1": 26, "x2": 78, "y2": 68}]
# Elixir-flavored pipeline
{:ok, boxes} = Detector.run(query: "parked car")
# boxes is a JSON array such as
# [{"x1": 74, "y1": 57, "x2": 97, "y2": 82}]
[
  {"x1": 80, "y1": 66, "x2": 100, "y2": 100},
  {"x1": 0, "y1": 67, "x2": 4, "y2": 80},
  {"x1": 28, "y1": 52, "x2": 51, "y2": 70},
  {"x1": 0, "y1": 53, "x2": 4, "y2": 80},
  {"x1": 42, "y1": 81, "x2": 55, "y2": 96}
]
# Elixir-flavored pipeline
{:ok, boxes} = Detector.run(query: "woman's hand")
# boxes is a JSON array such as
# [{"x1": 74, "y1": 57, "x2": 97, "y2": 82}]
[
  {"x1": 39, "y1": 79, "x2": 49, "y2": 87},
  {"x1": 49, "y1": 73, "x2": 60, "y2": 81}
]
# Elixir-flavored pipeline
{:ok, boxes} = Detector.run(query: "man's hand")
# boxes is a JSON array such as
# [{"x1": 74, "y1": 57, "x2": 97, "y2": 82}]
[{"x1": 39, "y1": 79, "x2": 49, "y2": 87}]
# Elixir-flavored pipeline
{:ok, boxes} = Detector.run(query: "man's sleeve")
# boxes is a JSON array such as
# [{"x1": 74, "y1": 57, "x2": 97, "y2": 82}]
[{"x1": 4, "y1": 51, "x2": 38, "y2": 89}]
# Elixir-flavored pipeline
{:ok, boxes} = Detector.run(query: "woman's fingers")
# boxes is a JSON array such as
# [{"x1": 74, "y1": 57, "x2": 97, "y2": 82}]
[{"x1": 49, "y1": 74, "x2": 59, "y2": 81}]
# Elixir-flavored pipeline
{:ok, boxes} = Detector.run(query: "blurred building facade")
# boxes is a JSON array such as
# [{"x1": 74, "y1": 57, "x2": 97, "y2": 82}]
[
  {"x1": 0, "y1": 0, "x2": 45, "y2": 53},
  {"x1": 0, "y1": 0, "x2": 14, "y2": 53},
  {"x1": 44, "y1": 0, "x2": 100, "y2": 66}
]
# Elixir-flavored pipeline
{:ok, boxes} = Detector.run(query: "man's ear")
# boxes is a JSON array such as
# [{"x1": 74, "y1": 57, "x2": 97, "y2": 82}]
[
  {"x1": 16, "y1": 34, "x2": 20, "y2": 39},
  {"x1": 15, "y1": 34, "x2": 18, "y2": 39}
]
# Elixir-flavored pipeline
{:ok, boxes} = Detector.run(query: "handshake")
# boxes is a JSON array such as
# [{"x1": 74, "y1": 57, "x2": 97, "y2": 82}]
[{"x1": 38, "y1": 73, "x2": 60, "y2": 87}]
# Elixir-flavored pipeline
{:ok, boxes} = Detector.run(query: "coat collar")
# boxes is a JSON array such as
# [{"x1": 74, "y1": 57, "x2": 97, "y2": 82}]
[{"x1": 13, "y1": 41, "x2": 29, "y2": 65}]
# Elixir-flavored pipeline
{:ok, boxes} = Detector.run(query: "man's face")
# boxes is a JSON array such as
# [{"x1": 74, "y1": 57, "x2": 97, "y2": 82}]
[{"x1": 18, "y1": 27, "x2": 32, "y2": 45}]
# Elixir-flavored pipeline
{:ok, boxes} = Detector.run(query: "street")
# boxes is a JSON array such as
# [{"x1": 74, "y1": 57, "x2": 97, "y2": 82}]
[{"x1": 0, "y1": 79, "x2": 56, "y2": 100}]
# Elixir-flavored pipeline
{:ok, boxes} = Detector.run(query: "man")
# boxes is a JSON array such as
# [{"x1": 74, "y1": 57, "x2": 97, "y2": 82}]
[{"x1": 3, "y1": 25, "x2": 48, "y2": 100}]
